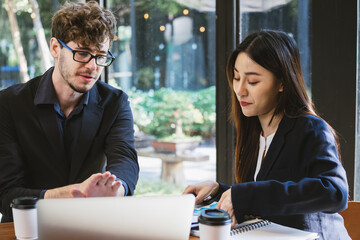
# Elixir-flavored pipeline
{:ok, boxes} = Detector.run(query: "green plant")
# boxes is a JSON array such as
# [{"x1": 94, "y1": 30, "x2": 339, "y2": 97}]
[
  {"x1": 129, "y1": 87, "x2": 215, "y2": 139},
  {"x1": 157, "y1": 133, "x2": 201, "y2": 142},
  {"x1": 136, "y1": 67, "x2": 154, "y2": 90},
  {"x1": 128, "y1": 87, "x2": 216, "y2": 139},
  {"x1": 189, "y1": 86, "x2": 216, "y2": 138}
]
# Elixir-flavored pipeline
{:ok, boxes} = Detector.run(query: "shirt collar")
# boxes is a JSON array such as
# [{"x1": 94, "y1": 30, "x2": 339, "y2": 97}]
[
  {"x1": 34, "y1": 67, "x2": 57, "y2": 105},
  {"x1": 34, "y1": 67, "x2": 89, "y2": 106}
]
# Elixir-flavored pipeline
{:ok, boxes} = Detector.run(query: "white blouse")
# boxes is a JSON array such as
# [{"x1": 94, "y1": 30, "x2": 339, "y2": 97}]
[{"x1": 254, "y1": 132, "x2": 276, "y2": 181}]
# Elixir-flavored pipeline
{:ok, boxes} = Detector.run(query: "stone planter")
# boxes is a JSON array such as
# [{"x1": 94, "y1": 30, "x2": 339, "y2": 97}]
[
  {"x1": 135, "y1": 134, "x2": 155, "y2": 149},
  {"x1": 152, "y1": 139, "x2": 200, "y2": 153}
]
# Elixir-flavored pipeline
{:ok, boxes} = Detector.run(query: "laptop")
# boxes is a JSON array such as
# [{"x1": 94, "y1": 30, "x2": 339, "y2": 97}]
[{"x1": 37, "y1": 194, "x2": 195, "y2": 240}]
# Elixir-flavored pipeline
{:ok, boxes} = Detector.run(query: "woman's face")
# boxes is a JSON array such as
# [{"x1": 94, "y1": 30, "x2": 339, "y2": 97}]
[{"x1": 233, "y1": 52, "x2": 283, "y2": 122}]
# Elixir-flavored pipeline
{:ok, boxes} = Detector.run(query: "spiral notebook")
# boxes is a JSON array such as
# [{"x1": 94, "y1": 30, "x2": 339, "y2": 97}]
[{"x1": 230, "y1": 219, "x2": 319, "y2": 240}]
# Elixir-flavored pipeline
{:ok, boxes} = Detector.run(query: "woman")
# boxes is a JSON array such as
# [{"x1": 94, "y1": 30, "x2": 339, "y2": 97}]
[{"x1": 184, "y1": 30, "x2": 350, "y2": 239}]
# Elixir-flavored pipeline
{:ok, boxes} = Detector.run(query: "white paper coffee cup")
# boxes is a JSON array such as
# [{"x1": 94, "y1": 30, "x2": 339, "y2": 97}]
[
  {"x1": 198, "y1": 208, "x2": 232, "y2": 240},
  {"x1": 11, "y1": 197, "x2": 38, "y2": 240}
]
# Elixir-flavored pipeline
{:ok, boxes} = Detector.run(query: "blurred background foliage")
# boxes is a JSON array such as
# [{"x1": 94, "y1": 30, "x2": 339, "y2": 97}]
[
  {"x1": 128, "y1": 86, "x2": 215, "y2": 139},
  {"x1": 134, "y1": 178, "x2": 183, "y2": 196}
]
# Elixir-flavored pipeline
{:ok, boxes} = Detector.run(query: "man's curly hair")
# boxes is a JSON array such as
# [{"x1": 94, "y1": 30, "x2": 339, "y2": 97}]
[{"x1": 52, "y1": 1, "x2": 116, "y2": 50}]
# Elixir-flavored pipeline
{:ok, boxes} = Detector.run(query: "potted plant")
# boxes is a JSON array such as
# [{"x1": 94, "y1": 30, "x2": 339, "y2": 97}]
[
  {"x1": 150, "y1": 88, "x2": 203, "y2": 153},
  {"x1": 128, "y1": 86, "x2": 216, "y2": 152},
  {"x1": 151, "y1": 119, "x2": 202, "y2": 153},
  {"x1": 129, "y1": 88, "x2": 206, "y2": 153}
]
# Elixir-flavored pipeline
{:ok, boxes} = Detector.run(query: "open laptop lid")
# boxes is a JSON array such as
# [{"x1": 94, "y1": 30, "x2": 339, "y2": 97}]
[{"x1": 37, "y1": 194, "x2": 195, "y2": 240}]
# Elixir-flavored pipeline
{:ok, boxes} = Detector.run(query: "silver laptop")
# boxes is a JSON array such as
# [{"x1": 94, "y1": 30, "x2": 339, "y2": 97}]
[{"x1": 37, "y1": 194, "x2": 195, "y2": 240}]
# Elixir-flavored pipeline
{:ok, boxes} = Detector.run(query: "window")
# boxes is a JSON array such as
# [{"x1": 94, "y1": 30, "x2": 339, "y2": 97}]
[
  {"x1": 239, "y1": 0, "x2": 312, "y2": 91},
  {"x1": 0, "y1": 0, "x2": 357, "y2": 201},
  {"x1": 0, "y1": 0, "x2": 217, "y2": 195},
  {"x1": 216, "y1": 0, "x2": 313, "y2": 184},
  {"x1": 107, "y1": 0, "x2": 217, "y2": 194},
  {"x1": 0, "y1": 0, "x2": 75, "y2": 89}
]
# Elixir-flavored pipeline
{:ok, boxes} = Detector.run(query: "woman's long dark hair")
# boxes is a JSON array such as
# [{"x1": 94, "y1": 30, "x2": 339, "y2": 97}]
[{"x1": 226, "y1": 30, "x2": 340, "y2": 183}]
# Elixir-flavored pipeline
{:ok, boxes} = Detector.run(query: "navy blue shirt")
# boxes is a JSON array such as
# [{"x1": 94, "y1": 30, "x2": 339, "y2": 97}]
[
  {"x1": 35, "y1": 76, "x2": 128, "y2": 196},
  {"x1": 53, "y1": 94, "x2": 89, "y2": 168}
]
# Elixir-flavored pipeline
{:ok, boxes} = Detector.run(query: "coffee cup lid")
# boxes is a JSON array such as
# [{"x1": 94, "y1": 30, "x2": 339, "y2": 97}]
[
  {"x1": 198, "y1": 208, "x2": 232, "y2": 226},
  {"x1": 11, "y1": 197, "x2": 38, "y2": 209}
]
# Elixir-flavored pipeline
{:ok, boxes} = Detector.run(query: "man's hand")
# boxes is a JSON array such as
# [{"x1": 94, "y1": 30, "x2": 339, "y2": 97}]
[
  {"x1": 44, "y1": 171, "x2": 125, "y2": 199},
  {"x1": 70, "y1": 171, "x2": 122, "y2": 198}
]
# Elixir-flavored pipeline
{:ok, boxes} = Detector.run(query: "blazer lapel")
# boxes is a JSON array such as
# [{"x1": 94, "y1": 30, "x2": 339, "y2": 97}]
[
  {"x1": 35, "y1": 106, "x2": 67, "y2": 171},
  {"x1": 69, "y1": 86, "x2": 103, "y2": 183},
  {"x1": 33, "y1": 69, "x2": 68, "y2": 175},
  {"x1": 256, "y1": 116, "x2": 296, "y2": 180}
]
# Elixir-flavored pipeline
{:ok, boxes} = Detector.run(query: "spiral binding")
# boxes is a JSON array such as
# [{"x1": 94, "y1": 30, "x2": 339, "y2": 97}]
[{"x1": 230, "y1": 219, "x2": 271, "y2": 236}]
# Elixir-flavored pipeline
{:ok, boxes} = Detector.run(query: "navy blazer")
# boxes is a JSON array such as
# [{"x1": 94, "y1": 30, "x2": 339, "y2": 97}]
[
  {"x1": 0, "y1": 68, "x2": 139, "y2": 222},
  {"x1": 218, "y1": 115, "x2": 350, "y2": 240}
]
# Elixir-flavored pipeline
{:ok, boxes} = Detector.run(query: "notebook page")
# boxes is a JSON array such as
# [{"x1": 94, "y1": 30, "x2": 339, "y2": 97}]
[{"x1": 230, "y1": 220, "x2": 319, "y2": 240}]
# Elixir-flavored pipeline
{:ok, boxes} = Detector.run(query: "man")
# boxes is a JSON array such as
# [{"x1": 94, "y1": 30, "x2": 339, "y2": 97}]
[{"x1": 0, "y1": 1, "x2": 139, "y2": 222}]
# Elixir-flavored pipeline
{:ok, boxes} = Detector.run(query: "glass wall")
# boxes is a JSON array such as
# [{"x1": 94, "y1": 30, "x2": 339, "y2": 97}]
[
  {"x1": 0, "y1": 0, "x2": 216, "y2": 196},
  {"x1": 0, "y1": 0, "x2": 358, "y2": 201},
  {"x1": 0, "y1": 0, "x2": 74, "y2": 89},
  {"x1": 106, "y1": 0, "x2": 217, "y2": 194},
  {"x1": 239, "y1": 0, "x2": 312, "y2": 91}
]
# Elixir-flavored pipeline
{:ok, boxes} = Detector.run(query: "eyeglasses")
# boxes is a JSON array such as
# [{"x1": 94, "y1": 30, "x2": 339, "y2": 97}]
[{"x1": 57, "y1": 39, "x2": 115, "y2": 67}]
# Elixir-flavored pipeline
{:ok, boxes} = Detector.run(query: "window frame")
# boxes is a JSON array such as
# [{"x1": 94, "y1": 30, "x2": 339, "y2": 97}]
[{"x1": 311, "y1": 0, "x2": 357, "y2": 200}]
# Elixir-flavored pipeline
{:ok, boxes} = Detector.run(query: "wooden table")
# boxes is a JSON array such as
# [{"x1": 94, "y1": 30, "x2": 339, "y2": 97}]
[
  {"x1": 0, "y1": 222, "x2": 15, "y2": 240},
  {"x1": 137, "y1": 147, "x2": 209, "y2": 186},
  {"x1": 0, "y1": 222, "x2": 199, "y2": 239},
  {"x1": 339, "y1": 201, "x2": 360, "y2": 240}
]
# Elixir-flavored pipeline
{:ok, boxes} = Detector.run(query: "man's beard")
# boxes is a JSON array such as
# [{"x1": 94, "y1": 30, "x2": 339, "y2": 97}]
[
  {"x1": 59, "y1": 55, "x2": 93, "y2": 94},
  {"x1": 67, "y1": 80, "x2": 89, "y2": 94}
]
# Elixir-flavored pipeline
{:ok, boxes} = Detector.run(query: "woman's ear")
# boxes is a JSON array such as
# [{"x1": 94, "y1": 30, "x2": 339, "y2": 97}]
[{"x1": 279, "y1": 81, "x2": 284, "y2": 92}]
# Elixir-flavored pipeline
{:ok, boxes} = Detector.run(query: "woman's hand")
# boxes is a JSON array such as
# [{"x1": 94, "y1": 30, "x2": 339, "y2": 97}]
[
  {"x1": 217, "y1": 188, "x2": 238, "y2": 227},
  {"x1": 183, "y1": 180, "x2": 219, "y2": 205}
]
